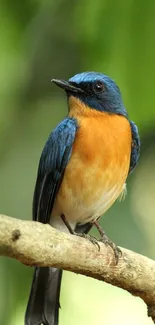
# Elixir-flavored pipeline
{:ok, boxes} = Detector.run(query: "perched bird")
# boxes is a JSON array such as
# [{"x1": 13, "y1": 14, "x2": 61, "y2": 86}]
[{"x1": 25, "y1": 72, "x2": 140, "y2": 325}]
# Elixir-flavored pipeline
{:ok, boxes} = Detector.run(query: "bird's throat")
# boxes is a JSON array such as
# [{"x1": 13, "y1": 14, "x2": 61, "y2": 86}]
[{"x1": 68, "y1": 95, "x2": 104, "y2": 118}]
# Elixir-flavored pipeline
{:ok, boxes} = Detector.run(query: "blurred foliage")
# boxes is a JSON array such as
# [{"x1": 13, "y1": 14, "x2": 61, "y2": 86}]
[{"x1": 0, "y1": 0, "x2": 155, "y2": 324}]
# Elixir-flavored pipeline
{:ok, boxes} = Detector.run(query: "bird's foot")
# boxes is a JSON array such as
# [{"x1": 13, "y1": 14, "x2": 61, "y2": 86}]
[
  {"x1": 73, "y1": 231, "x2": 100, "y2": 250},
  {"x1": 61, "y1": 214, "x2": 100, "y2": 249},
  {"x1": 99, "y1": 234, "x2": 122, "y2": 264},
  {"x1": 93, "y1": 220, "x2": 122, "y2": 264}
]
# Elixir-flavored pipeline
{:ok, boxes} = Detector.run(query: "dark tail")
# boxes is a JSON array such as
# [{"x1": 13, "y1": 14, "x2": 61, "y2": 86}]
[{"x1": 25, "y1": 267, "x2": 62, "y2": 325}]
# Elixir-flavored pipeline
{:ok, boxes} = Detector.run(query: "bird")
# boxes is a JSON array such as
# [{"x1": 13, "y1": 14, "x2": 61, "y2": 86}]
[{"x1": 25, "y1": 71, "x2": 140, "y2": 325}]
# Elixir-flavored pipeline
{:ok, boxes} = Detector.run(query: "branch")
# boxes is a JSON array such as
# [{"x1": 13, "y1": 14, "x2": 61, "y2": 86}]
[{"x1": 0, "y1": 214, "x2": 155, "y2": 322}]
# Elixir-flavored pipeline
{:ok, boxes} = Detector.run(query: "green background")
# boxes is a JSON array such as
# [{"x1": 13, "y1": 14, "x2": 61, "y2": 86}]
[{"x1": 0, "y1": 0, "x2": 155, "y2": 324}]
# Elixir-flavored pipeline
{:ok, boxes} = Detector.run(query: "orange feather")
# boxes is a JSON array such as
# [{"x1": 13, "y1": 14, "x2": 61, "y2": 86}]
[{"x1": 52, "y1": 96, "x2": 132, "y2": 224}]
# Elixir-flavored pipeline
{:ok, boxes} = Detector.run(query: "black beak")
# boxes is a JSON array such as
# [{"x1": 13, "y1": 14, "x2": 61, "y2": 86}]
[{"x1": 51, "y1": 79, "x2": 85, "y2": 94}]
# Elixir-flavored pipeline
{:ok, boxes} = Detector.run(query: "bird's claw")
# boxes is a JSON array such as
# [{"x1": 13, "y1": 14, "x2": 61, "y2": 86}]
[
  {"x1": 72, "y1": 229, "x2": 121, "y2": 264},
  {"x1": 99, "y1": 234, "x2": 122, "y2": 264},
  {"x1": 73, "y1": 231, "x2": 100, "y2": 250}
]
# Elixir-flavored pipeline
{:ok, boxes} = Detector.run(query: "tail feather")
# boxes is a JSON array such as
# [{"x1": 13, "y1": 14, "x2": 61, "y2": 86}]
[{"x1": 25, "y1": 267, "x2": 62, "y2": 325}]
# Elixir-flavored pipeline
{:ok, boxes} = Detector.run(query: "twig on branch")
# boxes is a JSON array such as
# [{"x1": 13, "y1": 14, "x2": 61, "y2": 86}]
[{"x1": 0, "y1": 214, "x2": 155, "y2": 323}]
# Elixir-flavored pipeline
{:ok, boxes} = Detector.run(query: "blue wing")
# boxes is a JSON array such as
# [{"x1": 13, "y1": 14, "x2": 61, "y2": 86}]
[
  {"x1": 129, "y1": 120, "x2": 140, "y2": 175},
  {"x1": 33, "y1": 117, "x2": 78, "y2": 224}
]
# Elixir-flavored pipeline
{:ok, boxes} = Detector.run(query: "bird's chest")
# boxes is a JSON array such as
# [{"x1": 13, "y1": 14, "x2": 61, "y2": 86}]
[{"x1": 53, "y1": 114, "x2": 132, "y2": 222}]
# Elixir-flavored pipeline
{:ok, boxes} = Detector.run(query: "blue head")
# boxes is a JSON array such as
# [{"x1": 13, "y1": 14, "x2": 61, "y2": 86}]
[{"x1": 52, "y1": 72, "x2": 127, "y2": 117}]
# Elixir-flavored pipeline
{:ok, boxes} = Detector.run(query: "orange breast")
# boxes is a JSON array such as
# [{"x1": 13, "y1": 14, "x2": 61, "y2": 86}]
[{"x1": 52, "y1": 100, "x2": 132, "y2": 224}]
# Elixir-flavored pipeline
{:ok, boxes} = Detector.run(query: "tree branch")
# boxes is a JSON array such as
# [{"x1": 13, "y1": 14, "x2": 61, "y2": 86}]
[{"x1": 0, "y1": 214, "x2": 155, "y2": 322}]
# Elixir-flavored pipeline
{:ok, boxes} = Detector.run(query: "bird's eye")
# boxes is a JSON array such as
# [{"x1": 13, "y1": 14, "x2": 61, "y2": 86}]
[{"x1": 93, "y1": 81, "x2": 105, "y2": 94}]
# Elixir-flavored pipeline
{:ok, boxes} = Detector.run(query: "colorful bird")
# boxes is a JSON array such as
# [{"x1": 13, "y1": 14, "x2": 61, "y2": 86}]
[{"x1": 25, "y1": 72, "x2": 140, "y2": 325}]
